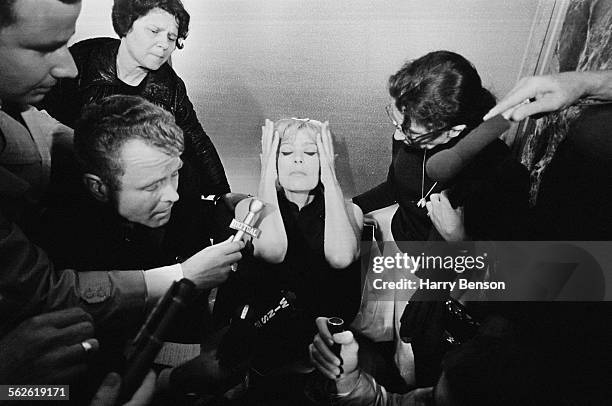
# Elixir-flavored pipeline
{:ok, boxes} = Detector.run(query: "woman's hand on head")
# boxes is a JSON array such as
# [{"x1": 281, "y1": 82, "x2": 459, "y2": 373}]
[
  {"x1": 260, "y1": 119, "x2": 280, "y2": 185},
  {"x1": 316, "y1": 121, "x2": 338, "y2": 187}
]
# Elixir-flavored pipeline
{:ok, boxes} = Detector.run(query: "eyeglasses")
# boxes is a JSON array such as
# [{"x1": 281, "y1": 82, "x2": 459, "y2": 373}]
[{"x1": 385, "y1": 104, "x2": 453, "y2": 146}]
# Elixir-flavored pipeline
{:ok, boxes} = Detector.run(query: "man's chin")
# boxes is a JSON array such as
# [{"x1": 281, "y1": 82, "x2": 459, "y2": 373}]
[
  {"x1": 157, "y1": 216, "x2": 171, "y2": 226},
  {"x1": 150, "y1": 211, "x2": 172, "y2": 227},
  {"x1": 23, "y1": 91, "x2": 48, "y2": 106}
]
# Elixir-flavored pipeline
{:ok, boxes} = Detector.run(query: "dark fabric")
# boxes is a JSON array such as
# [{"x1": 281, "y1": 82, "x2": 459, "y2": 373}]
[
  {"x1": 216, "y1": 188, "x2": 361, "y2": 373},
  {"x1": 37, "y1": 195, "x2": 211, "y2": 271},
  {"x1": 0, "y1": 108, "x2": 147, "y2": 339},
  {"x1": 355, "y1": 131, "x2": 530, "y2": 387},
  {"x1": 354, "y1": 132, "x2": 530, "y2": 242},
  {"x1": 40, "y1": 37, "x2": 230, "y2": 196},
  {"x1": 0, "y1": 209, "x2": 146, "y2": 337},
  {"x1": 516, "y1": 106, "x2": 612, "y2": 404},
  {"x1": 35, "y1": 162, "x2": 216, "y2": 272},
  {"x1": 33, "y1": 160, "x2": 232, "y2": 344},
  {"x1": 533, "y1": 104, "x2": 612, "y2": 240}
]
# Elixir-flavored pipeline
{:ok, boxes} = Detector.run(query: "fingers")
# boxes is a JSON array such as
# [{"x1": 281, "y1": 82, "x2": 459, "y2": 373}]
[
  {"x1": 224, "y1": 251, "x2": 242, "y2": 264},
  {"x1": 309, "y1": 344, "x2": 340, "y2": 379},
  {"x1": 31, "y1": 307, "x2": 92, "y2": 329},
  {"x1": 53, "y1": 321, "x2": 95, "y2": 347},
  {"x1": 324, "y1": 121, "x2": 335, "y2": 158},
  {"x1": 506, "y1": 98, "x2": 556, "y2": 122},
  {"x1": 125, "y1": 370, "x2": 157, "y2": 406},
  {"x1": 317, "y1": 121, "x2": 334, "y2": 159},
  {"x1": 271, "y1": 129, "x2": 280, "y2": 152},
  {"x1": 216, "y1": 238, "x2": 246, "y2": 254},
  {"x1": 312, "y1": 334, "x2": 340, "y2": 366},
  {"x1": 483, "y1": 77, "x2": 536, "y2": 120},
  {"x1": 315, "y1": 317, "x2": 332, "y2": 345},
  {"x1": 89, "y1": 372, "x2": 121, "y2": 406},
  {"x1": 46, "y1": 338, "x2": 99, "y2": 369},
  {"x1": 261, "y1": 119, "x2": 277, "y2": 158},
  {"x1": 333, "y1": 330, "x2": 356, "y2": 346},
  {"x1": 429, "y1": 191, "x2": 454, "y2": 211},
  {"x1": 437, "y1": 190, "x2": 452, "y2": 208},
  {"x1": 315, "y1": 132, "x2": 327, "y2": 161}
]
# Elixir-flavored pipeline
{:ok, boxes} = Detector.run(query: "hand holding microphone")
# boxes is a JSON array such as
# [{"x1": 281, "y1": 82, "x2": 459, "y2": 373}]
[
  {"x1": 181, "y1": 237, "x2": 245, "y2": 289},
  {"x1": 229, "y1": 198, "x2": 265, "y2": 271},
  {"x1": 231, "y1": 198, "x2": 265, "y2": 242}
]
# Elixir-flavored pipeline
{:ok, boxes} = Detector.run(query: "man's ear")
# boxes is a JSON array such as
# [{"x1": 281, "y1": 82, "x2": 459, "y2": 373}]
[
  {"x1": 448, "y1": 124, "x2": 467, "y2": 138},
  {"x1": 83, "y1": 174, "x2": 110, "y2": 202}
]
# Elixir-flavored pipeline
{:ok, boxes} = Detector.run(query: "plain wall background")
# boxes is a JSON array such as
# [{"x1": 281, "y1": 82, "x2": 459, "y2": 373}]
[{"x1": 72, "y1": 0, "x2": 541, "y2": 196}]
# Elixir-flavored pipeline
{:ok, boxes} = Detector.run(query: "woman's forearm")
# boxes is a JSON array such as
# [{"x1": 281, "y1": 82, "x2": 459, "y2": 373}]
[
  {"x1": 251, "y1": 180, "x2": 287, "y2": 263},
  {"x1": 323, "y1": 181, "x2": 362, "y2": 269}
]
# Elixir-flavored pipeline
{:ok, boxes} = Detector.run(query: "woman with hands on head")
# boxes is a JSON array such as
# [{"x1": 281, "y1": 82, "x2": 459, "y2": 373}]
[
  {"x1": 252, "y1": 118, "x2": 363, "y2": 266},
  {"x1": 218, "y1": 118, "x2": 362, "y2": 393}
]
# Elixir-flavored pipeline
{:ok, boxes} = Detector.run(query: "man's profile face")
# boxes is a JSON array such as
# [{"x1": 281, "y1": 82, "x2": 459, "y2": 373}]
[
  {"x1": 0, "y1": 0, "x2": 80, "y2": 105},
  {"x1": 113, "y1": 139, "x2": 182, "y2": 228}
]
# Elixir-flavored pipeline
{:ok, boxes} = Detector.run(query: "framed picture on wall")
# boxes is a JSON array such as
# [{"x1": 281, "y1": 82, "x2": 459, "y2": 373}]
[{"x1": 508, "y1": 0, "x2": 612, "y2": 204}]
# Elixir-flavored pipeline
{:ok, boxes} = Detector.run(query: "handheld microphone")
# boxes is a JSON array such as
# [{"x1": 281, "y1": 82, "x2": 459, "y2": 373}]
[
  {"x1": 217, "y1": 290, "x2": 297, "y2": 369},
  {"x1": 231, "y1": 198, "x2": 265, "y2": 242},
  {"x1": 119, "y1": 279, "x2": 195, "y2": 402},
  {"x1": 303, "y1": 317, "x2": 347, "y2": 402},
  {"x1": 426, "y1": 115, "x2": 509, "y2": 182},
  {"x1": 229, "y1": 198, "x2": 264, "y2": 272},
  {"x1": 327, "y1": 317, "x2": 345, "y2": 361}
]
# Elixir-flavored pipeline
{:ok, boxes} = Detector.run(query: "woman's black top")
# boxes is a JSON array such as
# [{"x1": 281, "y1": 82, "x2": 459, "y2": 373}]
[{"x1": 216, "y1": 188, "x2": 361, "y2": 372}]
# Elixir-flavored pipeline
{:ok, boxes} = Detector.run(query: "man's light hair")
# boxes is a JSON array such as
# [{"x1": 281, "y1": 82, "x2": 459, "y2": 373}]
[
  {"x1": 0, "y1": 0, "x2": 81, "y2": 29},
  {"x1": 74, "y1": 95, "x2": 184, "y2": 190}
]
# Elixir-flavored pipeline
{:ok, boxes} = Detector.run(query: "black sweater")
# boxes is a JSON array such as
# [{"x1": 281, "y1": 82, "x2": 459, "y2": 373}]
[
  {"x1": 354, "y1": 133, "x2": 530, "y2": 241},
  {"x1": 41, "y1": 37, "x2": 230, "y2": 196}
]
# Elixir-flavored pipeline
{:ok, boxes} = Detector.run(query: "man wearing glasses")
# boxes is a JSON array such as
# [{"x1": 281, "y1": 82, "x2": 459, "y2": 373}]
[{"x1": 349, "y1": 50, "x2": 530, "y2": 395}]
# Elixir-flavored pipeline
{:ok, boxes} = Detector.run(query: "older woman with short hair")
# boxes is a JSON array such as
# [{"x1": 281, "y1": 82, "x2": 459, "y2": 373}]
[{"x1": 43, "y1": 0, "x2": 229, "y2": 196}]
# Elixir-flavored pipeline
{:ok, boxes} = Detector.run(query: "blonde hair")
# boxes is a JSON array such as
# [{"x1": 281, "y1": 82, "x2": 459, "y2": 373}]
[
  {"x1": 273, "y1": 117, "x2": 323, "y2": 191},
  {"x1": 274, "y1": 118, "x2": 323, "y2": 144}
]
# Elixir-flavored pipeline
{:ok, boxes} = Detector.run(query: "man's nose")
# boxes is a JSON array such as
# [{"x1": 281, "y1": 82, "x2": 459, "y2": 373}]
[
  {"x1": 49, "y1": 46, "x2": 78, "y2": 80},
  {"x1": 161, "y1": 183, "x2": 179, "y2": 203}
]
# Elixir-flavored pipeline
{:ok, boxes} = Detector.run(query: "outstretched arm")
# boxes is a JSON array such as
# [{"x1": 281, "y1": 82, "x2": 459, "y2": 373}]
[
  {"x1": 318, "y1": 122, "x2": 363, "y2": 269},
  {"x1": 484, "y1": 70, "x2": 612, "y2": 122}
]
